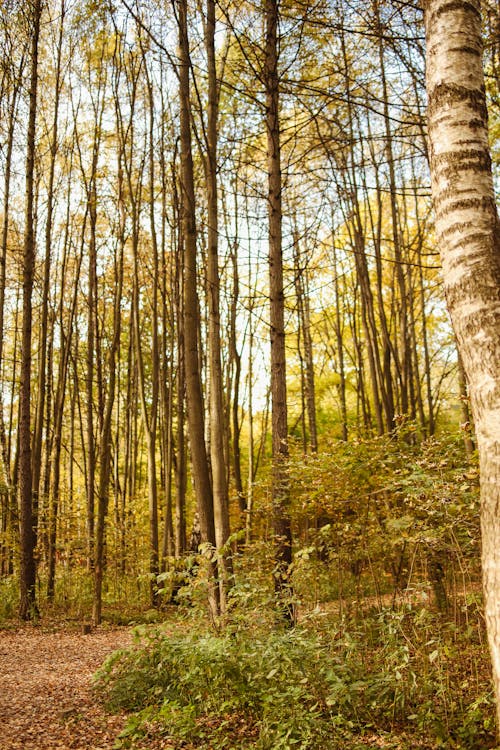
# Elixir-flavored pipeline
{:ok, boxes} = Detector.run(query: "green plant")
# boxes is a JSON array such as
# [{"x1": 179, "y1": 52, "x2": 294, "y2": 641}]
[
  {"x1": 96, "y1": 608, "x2": 493, "y2": 750},
  {"x1": 95, "y1": 599, "x2": 496, "y2": 750},
  {"x1": 0, "y1": 575, "x2": 17, "y2": 623},
  {"x1": 287, "y1": 433, "x2": 480, "y2": 611}
]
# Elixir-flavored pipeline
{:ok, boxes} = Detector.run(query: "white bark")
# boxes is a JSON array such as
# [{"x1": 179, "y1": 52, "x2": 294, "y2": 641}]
[{"x1": 424, "y1": 0, "x2": 500, "y2": 725}]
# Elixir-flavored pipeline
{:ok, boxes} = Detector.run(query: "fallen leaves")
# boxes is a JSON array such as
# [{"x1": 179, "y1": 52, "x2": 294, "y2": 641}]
[{"x1": 0, "y1": 623, "x2": 132, "y2": 750}]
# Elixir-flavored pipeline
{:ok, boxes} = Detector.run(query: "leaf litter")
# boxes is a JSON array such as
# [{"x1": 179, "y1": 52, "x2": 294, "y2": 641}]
[{"x1": 0, "y1": 623, "x2": 135, "y2": 750}]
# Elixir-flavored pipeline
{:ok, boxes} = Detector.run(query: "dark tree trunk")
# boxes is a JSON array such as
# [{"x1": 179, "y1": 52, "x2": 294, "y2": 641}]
[
  {"x1": 178, "y1": 0, "x2": 218, "y2": 620},
  {"x1": 19, "y1": 0, "x2": 42, "y2": 621},
  {"x1": 265, "y1": 0, "x2": 294, "y2": 624}
]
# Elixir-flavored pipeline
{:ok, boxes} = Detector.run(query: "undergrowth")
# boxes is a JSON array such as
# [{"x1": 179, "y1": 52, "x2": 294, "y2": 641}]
[{"x1": 94, "y1": 603, "x2": 495, "y2": 750}]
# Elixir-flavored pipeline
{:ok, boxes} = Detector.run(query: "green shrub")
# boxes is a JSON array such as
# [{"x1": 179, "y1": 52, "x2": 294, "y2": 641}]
[
  {"x1": 288, "y1": 433, "x2": 481, "y2": 609},
  {"x1": 94, "y1": 610, "x2": 495, "y2": 750},
  {"x1": 95, "y1": 628, "x2": 366, "y2": 748}
]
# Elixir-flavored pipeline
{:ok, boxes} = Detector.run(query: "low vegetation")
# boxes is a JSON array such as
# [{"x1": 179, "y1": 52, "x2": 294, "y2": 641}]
[
  {"x1": 95, "y1": 604, "x2": 494, "y2": 749},
  {"x1": 1, "y1": 432, "x2": 492, "y2": 748},
  {"x1": 89, "y1": 433, "x2": 493, "y2": 749}
]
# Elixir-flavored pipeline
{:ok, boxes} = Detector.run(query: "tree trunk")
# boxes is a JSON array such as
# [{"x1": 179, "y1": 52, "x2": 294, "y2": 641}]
[
  {"x1": 206, "y1": 0, "x2": 232, "y2": 612},
  {"x1": 84, "y1": 115, "x2": 102, "y2": 573},
  {"x1": 178, "y1": 0, "x2": 218, "y2": 621},
  {"x1": 32, "y1": 0, "x2": 65, "y2": 547},
  {"x1": 424, "y1": 0, "x2": 500, "y2": 727},
  {"x1": 292, "y1": 219, "x2": 318, "y2": 453},
  {"x1": 47, "y1": 184, "x2": 82, "y2": 600},
  {"x1": 375, "y1": 0, "x2": 409, "y2": 419},
  {"x1": 330, "y1": 224, "x2": 348, "y2": 441},
  {"x1": 174, "y1": 179, "x2": 187, "y2": 559},
  {"x1": 159, "y1": 98, "x2": 176, "y2": 564},
  {"x1": 19, "y1": 0, "x2": 42, "y2": 621},
  {"x1": 92, "y1": 242, "x2": 123, "y2": 625},
  {"x1": 0, "y1": 64, "x2": 22, "y2": 499},
  {"x1": 265, "y1": 0, "x2": 294, "y2": 624}
]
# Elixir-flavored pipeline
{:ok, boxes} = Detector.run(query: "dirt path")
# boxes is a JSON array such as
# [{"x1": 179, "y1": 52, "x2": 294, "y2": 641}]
[{"x1": 0, "y1": 624, "x2": 133, "y2": 750}]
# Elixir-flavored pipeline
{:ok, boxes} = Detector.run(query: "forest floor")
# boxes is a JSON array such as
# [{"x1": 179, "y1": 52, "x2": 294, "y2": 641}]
[
  {"x1": 0, "y1": 621, "x2": 173, "y2": 750},
  {"x1": 0, "y1": 609, "x2": 494, "y2": 750}
]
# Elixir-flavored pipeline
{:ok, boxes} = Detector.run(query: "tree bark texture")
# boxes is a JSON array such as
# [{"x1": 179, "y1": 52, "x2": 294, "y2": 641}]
[
  {"x1": 424, "y1": 0, "x2": 500, "y2": 727},
  {"x1": 206, "y1": 0, "x2": 232, "y2": 611}
]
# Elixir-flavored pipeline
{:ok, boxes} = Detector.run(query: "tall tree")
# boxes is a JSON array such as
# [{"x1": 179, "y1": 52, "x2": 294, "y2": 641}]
[
  {"x1": 177, "y1": 0, "x2": 218, "y2": 620},
  {"x1": 205, "y1": 0, "x2": 232, "y2": 612},
  {"x1": 0, "y1": 21, "x2": 24, "y2": 498},
  {"x1": 424, "y1": 0, "x2": 500, "y2": 726},
  {"x1": 0, "y1": 17, "x2": 25, "y2": 578},
  {"x1": 18, "y1": 0, "x2": 43, "y2": 620},
  {"x1": 32, "y1": 0, "x2": 66, "y2": 551},
  {"x1": 265, "y1": 0, "x2": 293, "y2": 623}
]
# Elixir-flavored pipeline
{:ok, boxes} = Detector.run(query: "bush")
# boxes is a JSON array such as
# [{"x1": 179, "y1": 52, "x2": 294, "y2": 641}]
[
  {"x1": 288, "y1": 433, "x2": 481, "y2": 609},
  {"x1": 94, "y1": 608, "x2": 495, "y2": 749}
]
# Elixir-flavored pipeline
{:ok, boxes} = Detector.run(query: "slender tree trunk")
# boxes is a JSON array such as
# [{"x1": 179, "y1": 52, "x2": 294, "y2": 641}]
[
  {"x1": 417, "y1": 236, "x2": 436, "y2": 436},
  {"x1": 174, "y1": 171, "x2": 187, "y2": 558},
  {"x1": 84, "y1": 136, "x2": 101, "y2": 573},
  {"x1": 246, "y1": 303, "x2": 255, "y2": 544},
  {"x1": 424, "y1": 0, "x2": 500, "y2": 727},
  {"x1": 0, "y1": 71, "x2": 21, "y2": 498},
  {"x1": 3, "y1": 285, "x2": 20, "y2": 576},
  {"x1": 121, "y1": 305, "x2": 135, "y2": 572},
  {"x1": 160, "y1": 339, "x2": 175, "y2": 562},
  {"x1": 19, "y1": 0, "x2": 42, "y2": 621},
  {"x1": 32, "y1": 0, "x2": 65, "y2": 550},
  {"x1": 206, "y1": 0, "x2": 232, "y2": 612},
  {"x1": 92, "y1": 243, "x2": 123, "y2": 625},
  {"x1": 159, "y1": 102, "x2": 175, "y2": 564},
  {"x1": 219, "y1": 169, "x2": 245, "y2": 517},
  {"x1": 292, "y1": 220, "x2": 318, "y2": 453},
  {"x1": 229, "y1": 247, "x2": 244, "y2": 510},
  {"x1": 375, "y1": 0, "x2": 409, "y2": 418},
  {"x1": 47, "y1": 204, "x2": 82, "y2": 600},
  {"x1": 410, "y1": 169, "x2": 435, "y2": 436},
  {"x1": 265, "y1": 0, "x2": 294, "y2": 624},
  {"x1": 178, "y1": 0, "x2": 218, "y2": 620},
  {"x1": 330, "y1": 226, "x2": 348, "y2": 441}
]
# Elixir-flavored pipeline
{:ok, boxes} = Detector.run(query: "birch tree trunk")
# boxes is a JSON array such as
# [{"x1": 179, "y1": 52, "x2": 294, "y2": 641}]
[{"x1": 424, "y1": 0, "x2": 500, "y2": 726}]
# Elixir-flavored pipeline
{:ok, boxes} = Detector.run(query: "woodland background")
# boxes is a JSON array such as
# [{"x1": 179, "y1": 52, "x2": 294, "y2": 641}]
[{"x1": 0, "y1": 1, "x2": 497, "y2": 747}]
